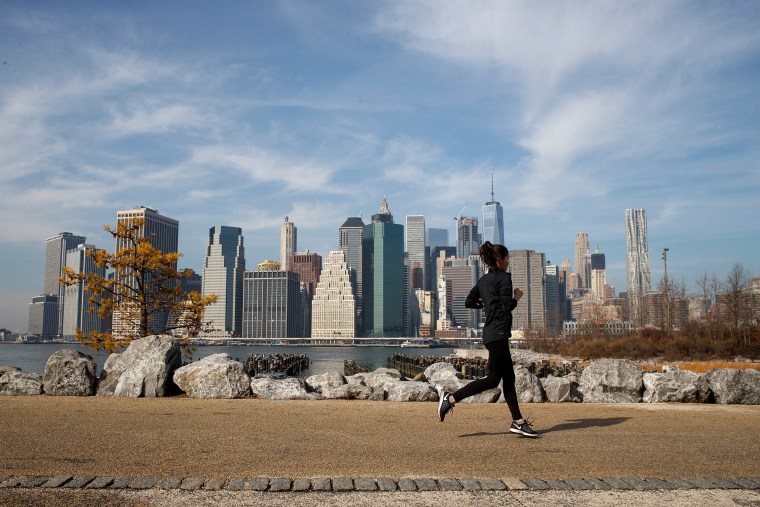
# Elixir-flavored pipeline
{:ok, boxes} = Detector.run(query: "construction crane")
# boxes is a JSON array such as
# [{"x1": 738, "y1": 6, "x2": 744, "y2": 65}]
[{"x1": 453, "y1": 203, "x2": 468, "y2": 223}]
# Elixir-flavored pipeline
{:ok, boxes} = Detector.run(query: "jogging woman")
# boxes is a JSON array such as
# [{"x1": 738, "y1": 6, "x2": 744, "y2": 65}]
[{"x1": 437, "y1": 241, "x2": 538, "y2": 437}]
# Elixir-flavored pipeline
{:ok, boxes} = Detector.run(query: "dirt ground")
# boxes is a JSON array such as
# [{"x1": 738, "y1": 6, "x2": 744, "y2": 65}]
[{"x1": 1, "y1": 397, "x2": 758, "y2": 480}]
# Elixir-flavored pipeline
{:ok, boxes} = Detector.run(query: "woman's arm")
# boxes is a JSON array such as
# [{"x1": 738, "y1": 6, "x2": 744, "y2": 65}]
[{"x1": 465, "y1": 284, "x2": 483, "y2": 309}]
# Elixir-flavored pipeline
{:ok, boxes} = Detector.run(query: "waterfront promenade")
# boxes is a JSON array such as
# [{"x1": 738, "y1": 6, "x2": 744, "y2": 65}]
[{"x1": 0, "y1": 397, "x2": 758, "y2": 506}]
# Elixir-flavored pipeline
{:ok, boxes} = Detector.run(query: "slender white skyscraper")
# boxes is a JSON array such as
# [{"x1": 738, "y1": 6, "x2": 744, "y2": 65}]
[
  {"x1": 405, "y1": 215, "x2": 426, "y2": 290},
  {"x1": 311, "y1": 250, "x2": 356, "y2": 338},
  {"x1": 482, "y1": 170, "x2": 504, "y2": 245},
  {"x1": 62, "y1": 244, "x2": 106, "y2": 339},
  {"x1": 280, "y1": 217, "x2": 297, "y2": 271},
  {"x1": 625, "y1": 209, "x2": 651, "y2": 326},
  {"x1": 202, "y1": 226, "x2": 245, "y2": 337}
]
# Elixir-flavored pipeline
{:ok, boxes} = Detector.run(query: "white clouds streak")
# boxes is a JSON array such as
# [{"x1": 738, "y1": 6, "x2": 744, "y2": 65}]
[{"x1": 375, "y1": 0, "x2": 760, "y2": 211}]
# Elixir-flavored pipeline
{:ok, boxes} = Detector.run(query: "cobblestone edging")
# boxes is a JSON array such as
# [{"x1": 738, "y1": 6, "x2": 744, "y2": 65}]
[{"x1": 1, "y1": 475, "x2": 759, "y2": 493}]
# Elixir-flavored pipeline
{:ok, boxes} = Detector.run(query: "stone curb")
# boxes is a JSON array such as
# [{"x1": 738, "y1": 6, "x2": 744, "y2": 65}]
[{"x1": 0, "y1": 475, "x2": 758, "y2": 492}]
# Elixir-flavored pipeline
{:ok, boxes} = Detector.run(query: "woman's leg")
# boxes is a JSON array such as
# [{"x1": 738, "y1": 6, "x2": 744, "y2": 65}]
[{"x1": 451, "y1": 341, "x2": 503, "y2": 402}]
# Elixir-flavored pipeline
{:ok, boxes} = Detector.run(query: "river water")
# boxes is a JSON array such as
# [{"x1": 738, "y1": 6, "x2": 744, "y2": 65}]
[{"x1": 0, "y1": 343, "x2": 457, "y2": 377}]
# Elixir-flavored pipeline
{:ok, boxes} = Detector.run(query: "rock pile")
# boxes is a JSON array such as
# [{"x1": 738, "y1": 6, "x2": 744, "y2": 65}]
[{"x1": 1, "y1": 338, "x2": 758, "y2": 404}]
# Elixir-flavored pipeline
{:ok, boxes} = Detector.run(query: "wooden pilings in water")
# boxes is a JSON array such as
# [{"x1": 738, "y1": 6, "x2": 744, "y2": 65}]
[
  {"x1": 244, "y1": 353, "x2": 310, "y2": 377},
  {"x1": 387, "y1": 353, "x2": 487, "y2": 380}
]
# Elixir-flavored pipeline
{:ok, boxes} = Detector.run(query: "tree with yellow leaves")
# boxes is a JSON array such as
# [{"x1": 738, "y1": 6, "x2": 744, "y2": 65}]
[{"x1": 60, "y1": 218, "x2": 217, "y2": 353}]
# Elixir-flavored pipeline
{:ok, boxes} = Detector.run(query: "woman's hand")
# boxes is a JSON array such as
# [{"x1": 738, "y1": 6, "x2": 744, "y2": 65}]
[{"x1": 514, "y1": 287, "x2": 524, "y2": 301}]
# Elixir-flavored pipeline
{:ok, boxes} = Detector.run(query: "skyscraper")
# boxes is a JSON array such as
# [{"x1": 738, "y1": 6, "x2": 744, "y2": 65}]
[
  {"x1": 625, "y1": 209, "x2": 651, "y2": 326},
  {"x1": 427, "y1": 228, "x2": 449, "y2": 250},
  {"x1": 280, "y1": 216, "x2": 297, "y2": 271},
  {"x1": 290, "y1": 251, "x2": 322, "y2": 337},
  {"x1": 62, "y1": 244, "x2": 106, "y2": 339},
  {"x1": 575, "y1": 232, "x2": 591, "y2": 289},
  {"x1": 242, "y1": 270, "x2": 301, "y2": 339},
  {"x1": 405, "y1": 215, "x2": 426, "y2": 290},
  {"x1": 113, "y1": 206, "x2": 179, "y2": 338},
  {"x1": 441, "y1": 257, "x2": 480, "y2": 330},
  {"x1": 482, "y1": 170, "x2": 504, "y2": 245},
  {"x1": 44, "y1": 231, "x2": 86, "y2": 335},
  {"x1": 457, "y1": 217, "x2": 481, "y2": 259},
  {"x1": 545, "y1": 263, "x2": 561, "y2": 333},
  {"x1": 201, "y1": 226, "x2": 246, "y2": 337},
  {"x1": 362, "y1": 198, "x2": 404, "y2": 337},
  {"x1": 509, "y1": 249, "x2": 547, "y2": 330},
  {"x1": 339, "y1": 216, "x2": 365, "y2": 334},
  {"x1": 311, "y1": 250, "x2": 356, "y2": 339},
  {"x1": 28, "y1": 295, "x2": 59, "y2": 338},
  {"x1": 590, "y1": 245, "x2": 607, "y2": 303}
]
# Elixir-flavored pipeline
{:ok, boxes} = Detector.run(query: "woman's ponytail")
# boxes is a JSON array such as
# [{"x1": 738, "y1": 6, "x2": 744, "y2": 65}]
[{"x1": 479, "y1": 241, "x2": 509, "y2": 270}]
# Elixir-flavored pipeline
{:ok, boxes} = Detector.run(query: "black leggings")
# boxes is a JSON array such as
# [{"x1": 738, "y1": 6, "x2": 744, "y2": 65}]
[{"x1": 452, "y1": 339, "x2": 523, "y2": 421}]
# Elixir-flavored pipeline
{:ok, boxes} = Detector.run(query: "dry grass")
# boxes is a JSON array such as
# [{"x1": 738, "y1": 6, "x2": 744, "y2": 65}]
[
  {"x1": 527, "y1": 325, "x2": 760, "y2": 362},
  {"x1": 649, "y1": 360, "x2": 760, "y2": 374}
]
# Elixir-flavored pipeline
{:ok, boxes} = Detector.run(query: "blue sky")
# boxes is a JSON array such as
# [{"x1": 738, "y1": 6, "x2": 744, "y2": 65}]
[{"x1": 1, "y1": 1, "x2": 759, "y2": 332}]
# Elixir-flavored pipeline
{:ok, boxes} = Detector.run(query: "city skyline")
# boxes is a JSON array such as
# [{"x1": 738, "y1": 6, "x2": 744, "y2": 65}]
[{"x1": 2, "y1": 2, "x2": 759, "y2": 331}]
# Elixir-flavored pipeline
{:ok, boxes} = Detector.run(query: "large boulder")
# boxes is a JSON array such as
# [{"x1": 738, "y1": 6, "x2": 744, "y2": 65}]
[
  {"x1": 250, "y1": 376, "x2": 321, "y2": 400},
  {"x1": 642, "y1": 366, "x2": 710, "y2": 403},
  {"x1": 321, "y1": 383, "x2": 374, "y2": 400},
  {"x1": 0, "y1": 366, "x2": 43, "y2": 395},
  {"x1": 305, "y1": 371, "x2": 346, "y2": 393},
  {"x1": 364, "y1": 368, "x2": 403, "y2": 391},
  {"x1": 579, "y1": 358, "x2": 643, "y2": 403},
  {"x1": 423, "y1": 362, "x2": 459, "y2": 380},
  {"x1": 498, "y1": 365, "x2": 545, "y2": 403},
  {"x1": 705, "y1": 368, "x2": 760, "y2": 405},
  {"x1": 426, "y1": 364, "x2": 464, "y2": 394},
  {"x1": 542, "y1": 374, "x2": 582, "y2": 403},
  {"x1": 173, "y1": 353, "x2": 251, "y2": 399},
  {"x1": 385, "y1": 380, "x2": 438, "y2": 402},
  {"x1": 345, "y1": 373, "x2": 368, "y2": 386},
  {"x1": 97, "y1": 335, "x2": 182, "y2": 397},
  {"x1": 43, "y1": 349, "x2": 97, "y2": 396}
]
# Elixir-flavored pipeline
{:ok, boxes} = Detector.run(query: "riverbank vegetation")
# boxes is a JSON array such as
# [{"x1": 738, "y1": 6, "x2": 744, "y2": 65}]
[{"x1": 527, "y1": 324, "x2": 760, "y2": 362}]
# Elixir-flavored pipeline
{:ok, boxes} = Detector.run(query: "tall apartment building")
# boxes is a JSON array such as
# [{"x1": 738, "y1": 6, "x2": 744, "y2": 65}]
[
  {"x1": 242, "y1": 270, "x2": 301, "y2": 339},
  {"x1": 179, "y1": 269, "x2": 202, "y2": 296},
  {"x1": 590, "y1": 245, "x2": 607, "y2": 303},
  {"x1": 290, "y1": 251, "x2": 322, "y2": 299},
  {"x1": 362, "y1": 198, "x2": 404, "y2": 337},
  {"x1": 482, "y1": 171, "x2": 504, "y2": 245},
  {"x1": 625, "y1": 209, "x2": 651, "y2": 326},
  {"x1": 457, "y1": 217, "x2": 481, "y2": 259},
  {"x1": 574, "y1": 232, "x2": 591, "y2": 289},
  {"x1": 427, "y1": 228, "x2": 449, "y2": 250},
  {"x1": 544, "y1": 263, "x2": 561, "y2": 334},
  {"x1": 509, "y1": 249, "x2": 547, "y2": 330},
  {"x1": 28, "y1": 295, "x2": 59, "y2": 338},
  {"x1": 280, "y1": 216, "x2": 297, "y2": 271},
  {"x1": 113, "y1": 206, "x2": 179, "y2": 338},
  {"x1": 311, "y1": 251, "x2": 356, "y2": 339},
  {"x1": 405, "y1": 215, "x2": 426, "y2": 290},
  {"x1": 201, "y1": 226, "x2": 245, "y2": 337},
  {"x1": 290, "y1": 251, "x2": 322, "y2": 337},
  {"x1": 62, "y1": 244, "x2": 106, "y2": 339},
  {"x1": 441, "y1": 257, "x2": 480, "y2": 330},
  {"x1": 339, "y1": 216, "x2": 365, "y2": 334},
  {"x1": 43, "y1": 231, "x2": 86, "y2": 335}
]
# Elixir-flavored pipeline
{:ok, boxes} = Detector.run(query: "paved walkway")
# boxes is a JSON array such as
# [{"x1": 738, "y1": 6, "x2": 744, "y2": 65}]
[{"x1": 1, "y1": 397, "x2": 758, "y2": 505}]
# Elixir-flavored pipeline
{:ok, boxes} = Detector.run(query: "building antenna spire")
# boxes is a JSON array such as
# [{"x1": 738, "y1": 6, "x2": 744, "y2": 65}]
[{"x1": 490, "y1": 168, "x2": 495, "y2": 203}]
